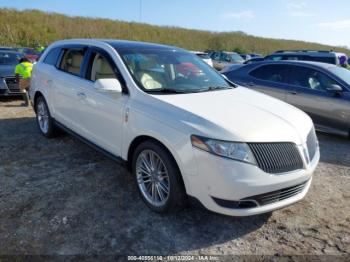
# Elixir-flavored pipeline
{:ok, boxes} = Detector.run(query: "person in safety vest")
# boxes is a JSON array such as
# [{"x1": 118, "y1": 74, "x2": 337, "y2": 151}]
[
  {"x1": 35, "y1": 43, "x2": 45, "y2": 53},
  {"x1": 15, "y1": 57, "x2": 33, "y2": 107}
]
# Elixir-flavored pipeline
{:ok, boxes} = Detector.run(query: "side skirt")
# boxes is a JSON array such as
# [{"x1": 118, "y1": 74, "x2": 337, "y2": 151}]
[{"x1": 54, "y1": 121, "x2": 127, "y2": 166}]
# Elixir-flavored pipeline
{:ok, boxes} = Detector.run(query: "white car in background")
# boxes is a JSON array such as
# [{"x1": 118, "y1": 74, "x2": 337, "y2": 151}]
[
  {"x1": 30, "y1": 39, "x2": 319, "y2": 216},
  {"x1": 191, "y1": 51, "x2": 213, "y2": 67}
]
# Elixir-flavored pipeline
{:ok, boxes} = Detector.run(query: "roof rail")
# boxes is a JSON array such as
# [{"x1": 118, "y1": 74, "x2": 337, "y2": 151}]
[{"x1": 274, "y1": 50, "x2": 333, "y2": 54}]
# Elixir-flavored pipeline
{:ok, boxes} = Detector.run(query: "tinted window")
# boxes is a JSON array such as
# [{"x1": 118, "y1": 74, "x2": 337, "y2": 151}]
[
  {"x1": 87, "y1": 52, "x2": 116, "y2": 81},
  {"x1": 0, "y1": 52, "x2": 21, "y2": 65},
  {"x1": 211, "y1": 52, "x2": 220, "y2": 61},
  {"x1": 250, "y1": 64, "x2": 290, "y2": 83},
  {"x1": 265, "y1": 55, "x2": 283, "y2": 61},
  {"x1": 289, "y1": 66, "x2": 338, "y2": 91},
  {"x1": 59, "y1": 49, "x2": 85, "y2": 76},
  {"x1": 309, "y1": 56, "x2": 336, "y2": 64},
  {"x1": 196, "y1": 53, "x2": 210, "y2": 59},
  {"x1": 43, "y1": 48, "x2": 61, "y2": 66}
]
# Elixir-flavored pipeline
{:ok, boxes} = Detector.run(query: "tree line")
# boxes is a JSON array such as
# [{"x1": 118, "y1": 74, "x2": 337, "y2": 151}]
[{"x1": 0, "y1": 8, "x2": 348, "y2": 55}]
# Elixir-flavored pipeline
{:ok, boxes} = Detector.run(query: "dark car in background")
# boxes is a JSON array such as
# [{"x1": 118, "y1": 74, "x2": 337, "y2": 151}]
[
  {"x1": 0, "y1": 50, "x2": 23, "y2": 96},
  {"x1": 16, "y1": 47, "x2": 41, "y2": 62},
  {"x1": 223, "y1": 61, "x2": 350, "y2": 137},
  {"x1": 210, "y1": 51, "x2": 245, "y2": 70},
  {"x1": 265, "y1": 50, "x2": 341, "y2": 65}
]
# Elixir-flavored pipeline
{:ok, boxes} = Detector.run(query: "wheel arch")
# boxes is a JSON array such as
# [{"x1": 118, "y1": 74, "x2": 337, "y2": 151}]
[{"x1": 33, "y1": 91, "x2": 44, "y2": 112}]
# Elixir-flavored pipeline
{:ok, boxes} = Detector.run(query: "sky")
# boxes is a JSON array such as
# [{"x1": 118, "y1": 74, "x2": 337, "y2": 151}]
[{"x1": 1, "y1": 0, "x2": 350, "y2": 48}]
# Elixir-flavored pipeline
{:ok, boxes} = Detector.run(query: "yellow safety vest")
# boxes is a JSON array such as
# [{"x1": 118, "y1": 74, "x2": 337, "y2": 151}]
[{"x1": 15, "y1": 62, "x2": 33, "y2": 79}]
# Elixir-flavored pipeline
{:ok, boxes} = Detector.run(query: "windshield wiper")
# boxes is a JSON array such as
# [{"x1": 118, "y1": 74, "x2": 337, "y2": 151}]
[
  {"x1": 147, "y1": 88, "x2": 188, "y2": 94},
  {"x1": 195, "y1": 86, "x2": 234, "y2": 92}
]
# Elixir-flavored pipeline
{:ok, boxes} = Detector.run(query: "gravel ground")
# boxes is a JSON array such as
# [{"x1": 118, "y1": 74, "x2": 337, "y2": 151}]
[{"x1": 0, "y1": 99, "x2": 349, "y2": 258}]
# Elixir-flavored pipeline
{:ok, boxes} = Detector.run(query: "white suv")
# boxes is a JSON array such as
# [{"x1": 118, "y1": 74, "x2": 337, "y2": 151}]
[{"x1": 30, "y1": 39, "x2": 320, "y2": 216}]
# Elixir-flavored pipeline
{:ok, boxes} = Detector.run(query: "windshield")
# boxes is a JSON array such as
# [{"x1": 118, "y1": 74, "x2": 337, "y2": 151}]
[
  {"x1": 118, "y1": 49, "x2": 233, "y2": 93},
  {"x1": 0, "y1": 52, "x2": 21, "y2": 65},
  {"x1": 329, "y1": 66, "x2": 350, "y2": 86},
  {"x1": 223, "y1": 53, "x2": 244, "y2": 63}
]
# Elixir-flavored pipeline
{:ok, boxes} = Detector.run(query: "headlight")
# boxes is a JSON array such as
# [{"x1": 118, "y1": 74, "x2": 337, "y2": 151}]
[{"x1": 191, "y1": 135, "x2": 256, "y2": 165}]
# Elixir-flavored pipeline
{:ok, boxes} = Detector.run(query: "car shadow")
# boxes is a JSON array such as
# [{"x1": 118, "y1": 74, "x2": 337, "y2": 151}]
[
  {"x1": 317, "y1": 132, "x2": 350, "y2": 168},
  {"x1": 0, "y1": 116, "x2": 271, "y2": 255}
]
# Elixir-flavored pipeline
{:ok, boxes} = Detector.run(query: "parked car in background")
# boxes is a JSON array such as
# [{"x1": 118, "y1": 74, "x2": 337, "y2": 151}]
[
  {"x1": 243, "y1": 57, "x2": 265, "y2": 65},
  {"x1": 0, "y1": 50, "x2": 23, "y2": 96},
  {"x1": 17, "y1": 47, "x2": 42, "y2": 63},
  {"x1": 30, "y1": 39, "x2": 319, "y2": 216},
  {"x1": 210, "y1": 51, "x2": 245, "y2": 70},
  {"x1": 190, "y1": 51, "x2": 213, "y2": 67},
  {"x1": 0, "y1": 46, "x2": 15, "y2": 51},
  {"x1": 223, "y1": 61, "x2": 350, "y2": 137},
  {"x1": 249, "y1": 53, "x2": 263, "y2": 58},
  {"x1": 265, "y1": 50, "x2": 340, "y2": 65},
  {"x1": 240, "y1": 54, "x2": 251, "y2": 61}
]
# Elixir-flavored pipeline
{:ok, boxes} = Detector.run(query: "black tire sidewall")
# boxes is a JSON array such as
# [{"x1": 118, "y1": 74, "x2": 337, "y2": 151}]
[{"x1": 132, "y1": 140, "x2": 186, "y2": 213}]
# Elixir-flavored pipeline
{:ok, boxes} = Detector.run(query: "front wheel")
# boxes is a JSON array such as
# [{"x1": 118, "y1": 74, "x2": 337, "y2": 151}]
[
  {"x1": 132, "y1": 140, "x2": 186, "y2": 213},
  {"x1": 35, "y1": 96, "x2": 57, "y2": 138}
]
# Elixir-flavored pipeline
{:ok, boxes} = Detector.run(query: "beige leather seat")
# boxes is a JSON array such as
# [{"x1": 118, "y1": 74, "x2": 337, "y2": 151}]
[
  {"x1": 66, "y1": 53, "x2": 83, "y2": 75},
  {"x1": 91, "y1": 55, "x2": 115, "y2": 81},
  {"x1": 136, "y1": 60, "x2": 166, "y2": 90}
]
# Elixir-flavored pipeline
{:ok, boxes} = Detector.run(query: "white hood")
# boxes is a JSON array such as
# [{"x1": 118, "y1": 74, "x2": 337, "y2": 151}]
[{"x1": 152, "y1": 87, "x2": 313, "y2": 144}]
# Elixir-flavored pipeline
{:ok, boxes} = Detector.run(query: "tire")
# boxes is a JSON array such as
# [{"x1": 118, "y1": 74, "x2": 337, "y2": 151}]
[
  {"x1": 35, "y1": 96, "x2": 57, "y2": 138},
  {"x1": 132, "y1": 140, "x2": 186, "y2": 213}
]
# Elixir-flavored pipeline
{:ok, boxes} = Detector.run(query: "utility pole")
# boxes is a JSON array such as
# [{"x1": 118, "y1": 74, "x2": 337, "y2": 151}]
[{"x1": 139, "y1": 0, "x2": 143, "y2": 22}]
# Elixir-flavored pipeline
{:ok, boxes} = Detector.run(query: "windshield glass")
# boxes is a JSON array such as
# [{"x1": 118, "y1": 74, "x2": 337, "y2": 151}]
[
  {"x1": 222, "y1": 53, "x2": 244, "y2": 63},
  {"x1": 0, "y1": 52, "x2": 21, "y2": 65},
  {"x1": 329, "y1": 66, "x2": 350, "y2": 85},
  {"x1": 118, "y1": 49, "x2": 233, "y2": 93}
]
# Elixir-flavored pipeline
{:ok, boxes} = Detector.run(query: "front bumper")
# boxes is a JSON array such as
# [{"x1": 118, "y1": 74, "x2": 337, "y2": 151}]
[{"x1": 186, "y1": 146, "x2": 319, "y2": 216}]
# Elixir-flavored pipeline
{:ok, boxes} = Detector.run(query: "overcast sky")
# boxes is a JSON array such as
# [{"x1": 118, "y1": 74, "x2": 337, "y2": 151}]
[{"x1": 1, "y1": 0, "x2": 350, "y2": 48}]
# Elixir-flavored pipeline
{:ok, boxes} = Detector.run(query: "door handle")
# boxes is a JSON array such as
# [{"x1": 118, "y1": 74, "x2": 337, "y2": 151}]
[
  {"x1": 288, "y1": 91, "x2": 298, "y2": 95},
  {"x1": 247, "y1": 82, "x2": 255, "y2": 86},
  {"x1": 77, "y1": 92, "x2": 87, "y2": 99}
]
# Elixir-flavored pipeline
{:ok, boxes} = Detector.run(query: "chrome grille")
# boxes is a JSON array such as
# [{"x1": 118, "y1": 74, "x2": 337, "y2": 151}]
[
  {"x1": 307, "y1": 128, "x2": 317, "y2": 161},
  {"x1": 249, "y1": 143, "x2": 303, "y2": 174},
  {"x1": 4, "y1": 76, "x2": 20, "y2": 92},
  {"x1": 242, "y1": 180, "x2": 308, "y2": 206}
]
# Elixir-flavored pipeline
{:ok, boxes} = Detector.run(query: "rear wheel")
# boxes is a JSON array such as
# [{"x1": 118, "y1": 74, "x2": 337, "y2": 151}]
[
  {"x1": 35, "y1": 96, "x2": 57, "y2": 138},
  {"x1": 132, "y1": 140, "x2": 186, "y2": 213}
]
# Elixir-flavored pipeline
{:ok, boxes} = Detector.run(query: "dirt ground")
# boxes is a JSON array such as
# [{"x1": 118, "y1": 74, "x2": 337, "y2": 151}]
[{"x1": 0, "y1": 99, "x2": 349, "y2": 258}]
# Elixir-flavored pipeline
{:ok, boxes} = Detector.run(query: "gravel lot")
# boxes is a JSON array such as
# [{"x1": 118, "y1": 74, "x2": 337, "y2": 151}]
[{"x1": 0, "y1": 99, "x2": 349, "y2": 258}]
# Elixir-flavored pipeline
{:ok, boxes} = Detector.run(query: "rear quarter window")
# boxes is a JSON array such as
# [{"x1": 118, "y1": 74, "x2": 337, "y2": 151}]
[{"x1": 43, "y1": 48, "x2": 61, "y2": 66}]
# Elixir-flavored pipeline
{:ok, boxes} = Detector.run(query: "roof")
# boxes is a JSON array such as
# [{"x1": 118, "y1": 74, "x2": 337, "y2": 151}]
[
  {"x1": 103, "y1": 39, "x2": 184, "y2": 51},
  {"x1": 0, "y1": 49, "x2": 22, "y2": 54},
  {"x1": 251, "y1": 60, "x2": 337, "y2": 69},
  {"x1": 49, "y1": 38, "x2": 185, "y2": 52}
]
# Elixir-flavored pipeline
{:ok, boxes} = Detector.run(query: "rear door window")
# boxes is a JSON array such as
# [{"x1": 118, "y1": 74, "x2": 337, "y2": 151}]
[
  {"x1": 59, "y1": 48, "x2": 85, "y2": 76},
  {"x1": 250, "y1": 64, "x2": 291, "y2": 84}
]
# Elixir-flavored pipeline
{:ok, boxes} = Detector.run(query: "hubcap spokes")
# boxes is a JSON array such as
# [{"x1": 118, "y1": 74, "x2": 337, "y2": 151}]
[
  {"x1": 37, "y1": 101, "x2": 49, "y2": 133},
  {"x1": 136, "y1": 150, "x2": 170, "y2": 206}
]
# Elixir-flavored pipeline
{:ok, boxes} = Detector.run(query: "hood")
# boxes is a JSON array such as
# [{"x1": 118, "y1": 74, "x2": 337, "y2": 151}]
[
  {"x1": 0, "y1": 65, "x2": 16, "y2": 77},
  {"x1": 152, "y1": 87, "x2": 313, "y2": 144}
]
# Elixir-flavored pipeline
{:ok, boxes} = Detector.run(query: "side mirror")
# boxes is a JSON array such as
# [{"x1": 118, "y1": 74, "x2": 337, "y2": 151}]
[
  {"x1": 326, "y1": 84, "x2": 343, "y2": 93},
  {"x1": 94, "y1": 78, "x2": 122, "y2": 94}
]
